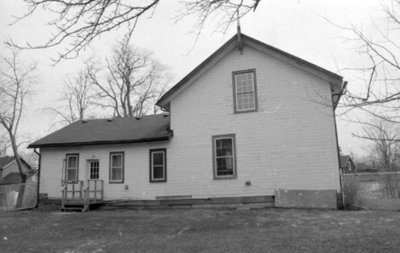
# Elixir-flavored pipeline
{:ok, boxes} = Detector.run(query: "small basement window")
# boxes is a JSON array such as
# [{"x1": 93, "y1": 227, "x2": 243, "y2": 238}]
[
  {"x1": 109, "y1": 152, "x2": 124, "y2": 183},
  {"x1": 150, "y1": 149, "x2": 167, "y2": 182},
  {"x1": 212, "y1": 134, "x2": 237, "y2": 179},
  {"x1": 233, "y1": 69, "x2": 258, "y2": 113}
]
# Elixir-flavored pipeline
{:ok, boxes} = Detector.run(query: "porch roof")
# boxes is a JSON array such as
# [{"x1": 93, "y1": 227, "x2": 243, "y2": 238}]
[{"x1": 28, "y1": 114, "x2": 172, "y2": 148}]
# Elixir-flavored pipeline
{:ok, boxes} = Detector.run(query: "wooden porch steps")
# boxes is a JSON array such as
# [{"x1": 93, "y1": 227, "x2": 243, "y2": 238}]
[
  {"x1": 61, "y1": 202, "x2": 104, "y2": 212},
  {"x1": 61, "y1": 180, "x2": 104, "y2": 212}
]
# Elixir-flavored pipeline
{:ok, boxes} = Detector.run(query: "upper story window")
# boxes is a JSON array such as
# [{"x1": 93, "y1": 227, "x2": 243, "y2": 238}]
[
  {"x1": 233, "y1": 69, "x2": 258, "y2": 113},
  {"x1": 109, "y1": 152, "x2": 124, "y2": 183},
  {"x1": 150, "y1": 149, "x2": 167, "y2": 182},
  {"x1": 66, "y1": 154, "x2": 79, "y2": 182},
  {"x1": 212, "y1": 134, "x2": 237, "y2": 179}
]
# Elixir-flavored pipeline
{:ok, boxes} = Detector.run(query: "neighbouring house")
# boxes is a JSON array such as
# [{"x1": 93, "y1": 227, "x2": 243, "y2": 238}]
[
  {"x1": 0, "y1": 156, "x2": 34, "y2": 185},
  {"x1": 28, "y1": 33, "x2": 345, "y2": 209},
  {"x1": 339, "y1": 155, "x2": 356, "y2": 174}
]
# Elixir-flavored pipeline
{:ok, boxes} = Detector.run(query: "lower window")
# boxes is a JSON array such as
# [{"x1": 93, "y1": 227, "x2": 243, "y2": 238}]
[
  {"x1": 109, "y1": 152, "x2": 124, "y2": 183},
  {"x1": 150, "y1": 149, "x2": 167, "y2": 182},
  {"x1": 212, "y1": 134, "x2": 237, "y2": 179},
  {"x1": 66, "y1": 154, "x2": 79, "y2": 182},
  {"x1": 89, "y1": 160, "x2": 99, "y2": 180}
]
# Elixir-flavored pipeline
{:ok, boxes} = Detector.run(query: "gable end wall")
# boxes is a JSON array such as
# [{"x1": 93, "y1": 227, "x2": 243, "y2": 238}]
[{"x1": 169, "y1": 45, "x2": 340, "y2": 198}]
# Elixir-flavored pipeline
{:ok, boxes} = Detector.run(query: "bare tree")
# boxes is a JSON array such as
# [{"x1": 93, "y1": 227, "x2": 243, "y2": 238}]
[
  {"x1": 0, "y1": 132, "x2": 10, "y2": 156},
  {"x1": 337, "y1": 1, "x2": 400, "y2": 122},
  {"x1": 46, "y1": 67, "x2": 95, "y2": 125},
  {"x1": 0, "y1": 48, "x2": 36, "y2": 182},
  {"x1": 354, "y1": 119, "x2": 400, "y2": 171},
  {"x1": 12, "y1": 0, "x2": 261, "y2": 62},
  {"x1": 88, "y1": 40, "x2": 171, "y2": 118}
]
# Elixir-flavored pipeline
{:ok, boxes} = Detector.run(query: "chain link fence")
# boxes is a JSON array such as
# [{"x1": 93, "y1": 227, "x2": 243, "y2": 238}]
[
  {"x1": 0, "y1": 182, "x2": 37, "y2": 211},
  {"x1": 341, "y1": 171, "x2": 400, "y2": 210}
]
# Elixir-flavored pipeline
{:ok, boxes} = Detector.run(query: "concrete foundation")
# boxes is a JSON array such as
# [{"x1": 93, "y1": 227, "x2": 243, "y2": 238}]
[{"x1": 274, "y1": 189, "x2": 338, "y2": 209}]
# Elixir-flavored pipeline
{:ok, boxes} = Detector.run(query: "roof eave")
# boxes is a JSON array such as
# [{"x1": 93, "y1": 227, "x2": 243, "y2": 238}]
[
  {"x1": 28, "y1": 135, "x2": 172, "y2": 149},
  {"x1": 332, "y1": 81, "x2": 348, "y2": 111},
  {"x1": 157, "y1": 35, "x2": 238, "y2": 109}
]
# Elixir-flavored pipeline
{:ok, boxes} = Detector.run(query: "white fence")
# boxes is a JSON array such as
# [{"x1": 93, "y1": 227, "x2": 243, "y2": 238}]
[{"x1": 0, "y1": 182, "x2": 37, "y2": 211}]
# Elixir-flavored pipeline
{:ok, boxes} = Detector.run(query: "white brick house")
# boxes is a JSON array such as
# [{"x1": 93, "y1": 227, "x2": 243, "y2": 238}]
[{"x1": 29, "y1": 34, "x2": 345, "y2": 209}]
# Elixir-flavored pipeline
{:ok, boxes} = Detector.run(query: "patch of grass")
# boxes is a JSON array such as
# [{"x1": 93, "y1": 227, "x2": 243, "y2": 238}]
[{"x1": 1, "y1": 208, "x2": 400, "y2": 252}]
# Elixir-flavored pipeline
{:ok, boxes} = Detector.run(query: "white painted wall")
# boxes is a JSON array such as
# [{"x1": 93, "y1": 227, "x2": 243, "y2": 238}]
[
  {"x1": 40, "y1": 142, "x2": 169, "y2": 200},
  {"x1": 39, "y1": 44, "x2": 340, "y2": 200},
  {"x1": 169, "y1": 45, "x2": 340, "y2": 196}
]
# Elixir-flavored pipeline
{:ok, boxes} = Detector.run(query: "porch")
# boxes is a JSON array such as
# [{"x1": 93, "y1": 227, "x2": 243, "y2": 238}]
[{"x1": 61, "y1": 179, "x2": 104, "y2": 212}]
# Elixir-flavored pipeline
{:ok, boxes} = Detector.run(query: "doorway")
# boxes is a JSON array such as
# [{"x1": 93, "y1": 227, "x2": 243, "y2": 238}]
[{"x1": 88, "y1": 160, "x2": 100, "y2": 180}]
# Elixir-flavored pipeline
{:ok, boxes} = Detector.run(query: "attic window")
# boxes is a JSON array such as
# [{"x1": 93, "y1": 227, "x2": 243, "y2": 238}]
[{"x1": 233, "y1": 69, "x2": 258, "y2": 113}]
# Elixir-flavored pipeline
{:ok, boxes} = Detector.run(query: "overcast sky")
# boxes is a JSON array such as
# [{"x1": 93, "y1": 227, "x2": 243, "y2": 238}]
[{"x1": 0, "y1": 0, "x2": 385, "y2": 157}]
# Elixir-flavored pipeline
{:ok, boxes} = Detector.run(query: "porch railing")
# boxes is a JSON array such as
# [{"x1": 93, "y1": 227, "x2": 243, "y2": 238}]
[{"x1": 61, "y1": 180, "x2": 104, "y2": 211}]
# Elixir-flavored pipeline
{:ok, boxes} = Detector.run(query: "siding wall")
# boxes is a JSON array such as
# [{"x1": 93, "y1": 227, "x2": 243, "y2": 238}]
[
  {"x1": 41, "y1": 142, "x2": 169, "y2": 200},
  {"x1": 169, "y1": 46, "x2": 340, "y2": 196},
  {"x1": 40, "y1": 45, "x2": 340, "y2": 200}
]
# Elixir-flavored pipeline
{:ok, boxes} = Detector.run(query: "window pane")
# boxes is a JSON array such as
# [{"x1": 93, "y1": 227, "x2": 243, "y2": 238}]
[
  {"x1": 153, "y1": 166, "x2": 164, "y2": 179},
  {"x1": 67, "y1": 156, "x2": 77, "y2": 169},
  {"x1": 236, "y1": 73, "x2": 254, "y2": 93},
  {"x1": 112, "y1": 155, "x2": 122, "y2": 167},
  {"x1": 237, "y1": 92, "x2": 255, "y2": 110},
  {"x1": 90, "y1": 161, "x2": 99, "y2": 180},
  {"x1": 67, "y1": 169, "x2": 76, "y2": 181},
  {"x1": 153, "y1": 152, "x2": 164, "y2": 166},
  {"x1": 235, "y1": 71, "x2": 256, "y2": 111},
  {"x1": 216, "y1": 139, "x2": 232, "y2": 156},
  {"x1": 216, "y1": 157, "x2": 234, "y2": 175},
  {"x1": 112, "y1": 168, "x2": 122, "y2": 181},
  {"x1": 216, "y1": 157, "x2": 227, "y2": 170},
  {"x1": 213, "y1": 135, "x2": 235, "y2": 178}
]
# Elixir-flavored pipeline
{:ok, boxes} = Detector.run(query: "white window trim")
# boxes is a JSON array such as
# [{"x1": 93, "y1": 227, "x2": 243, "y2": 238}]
[
  {"x1": 213, "y1": 134, "x2": 237, "y2": 179},
  {"x1": 150, "y1": 149, "x2": 166, "y2": 182}
]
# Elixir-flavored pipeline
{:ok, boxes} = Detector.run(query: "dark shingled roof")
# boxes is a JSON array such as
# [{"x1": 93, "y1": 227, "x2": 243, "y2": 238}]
[
  {"x1": 0, "y1": 156, "x2": 15, "y2": 169},
  {"x1": 0, "y1": 170, "x2": 37, "y2": 185},
  {"x1": 28, "y1": 114, "x2": 172, "y2": 148}
]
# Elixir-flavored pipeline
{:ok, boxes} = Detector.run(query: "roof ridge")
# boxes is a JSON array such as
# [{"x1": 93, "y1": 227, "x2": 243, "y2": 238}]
[{"x1": 79, "y1": 113, "x2": 169, "y2": 122}]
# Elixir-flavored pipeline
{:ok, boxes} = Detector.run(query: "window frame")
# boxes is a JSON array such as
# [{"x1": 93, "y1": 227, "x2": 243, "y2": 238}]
[
  {"x1": 212, "y1": 134, "x2": 237, "y2": 180},
  {"x1": 65, "y1": 153, "x2": 79, "y2": 182},
  {"x1": 109, "y1": 152, "x2": 124, "y2": 184},
  {"x1": 89, "y1": 160, "x2": 100, "y2": 180},
  {"x1": 149, "y1": 148, "x2": 167, "y2": 183},
  {"x1": 232, "y1": 69, "x2": 258, "y2": 113}
]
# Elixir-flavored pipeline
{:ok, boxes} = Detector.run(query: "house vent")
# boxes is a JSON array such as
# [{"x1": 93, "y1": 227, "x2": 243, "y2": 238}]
[
  {"x1": 135, "y1": 117, "x2": 141, "y2": 120},
  {"x1": 82, "y1": 120, "x2": 88, "y2": 123},
  {"x1": 107, "y1": 119, "x2": 113, "y2": 122},
  {"x1": 163, "y1": 114, "x2": 169, "y2": 118}
]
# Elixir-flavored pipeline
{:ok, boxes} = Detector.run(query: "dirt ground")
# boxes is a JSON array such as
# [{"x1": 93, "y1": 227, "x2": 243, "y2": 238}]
[{"x1": 1, "y1": 207, "x2": 400, "y2": 253}]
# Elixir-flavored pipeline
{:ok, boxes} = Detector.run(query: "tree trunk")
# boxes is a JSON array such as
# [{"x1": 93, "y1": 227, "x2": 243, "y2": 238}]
[{"x1": 9, "y1": 134, "x2": 27, "y2": 183}]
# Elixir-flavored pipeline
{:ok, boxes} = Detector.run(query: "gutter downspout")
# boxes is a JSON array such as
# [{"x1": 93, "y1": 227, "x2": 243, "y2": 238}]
[
  {"x1": 332, "y1": 81, "x2": 348, "y2": 209},
  {"x1": 34, "y1": 148, "x2": 41, "y2": 209}
]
